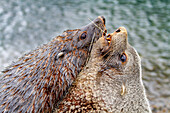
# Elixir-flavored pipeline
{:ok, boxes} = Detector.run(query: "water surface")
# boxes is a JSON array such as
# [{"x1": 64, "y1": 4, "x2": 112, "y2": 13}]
[{"x1": 0, "y1": 0, "x2": 169, "y2": 112}]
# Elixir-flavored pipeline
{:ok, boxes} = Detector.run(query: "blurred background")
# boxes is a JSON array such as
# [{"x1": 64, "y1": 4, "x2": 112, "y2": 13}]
[{"x1": 0, "y1": 0, "x2": 169, "y2": 112}]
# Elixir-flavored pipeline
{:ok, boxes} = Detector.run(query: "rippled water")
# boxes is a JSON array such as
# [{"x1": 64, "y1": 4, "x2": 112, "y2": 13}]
[{"x1": 0, "y1": 0, "x2": 169, "y2": 112}]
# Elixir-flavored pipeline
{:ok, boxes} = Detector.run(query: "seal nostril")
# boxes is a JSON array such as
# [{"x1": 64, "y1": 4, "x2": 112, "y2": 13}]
[
  {"x1": 104, "y1": 29, "x2": 107, "y2": 33},
  {"x1": 116, "y1": 29, "x2": 121, "y2": 33},
  {"x1": 103, "y1": 32, "x2": 106, "y2": 36},
  {"x1": 103, "y1": 29, "x2": 107, "y2": 36}
]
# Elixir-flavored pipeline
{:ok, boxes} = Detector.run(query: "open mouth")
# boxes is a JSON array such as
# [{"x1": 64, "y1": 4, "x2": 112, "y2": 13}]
[
  {"x1": 104, "y1": 33, "x2": 112, "y2": 45},
  {"x1": 106, "y1": 34, "x2": 111, "y2": 44},
  {"x1": 101, "y1": 29, "x2": 111, "y2": 45}
]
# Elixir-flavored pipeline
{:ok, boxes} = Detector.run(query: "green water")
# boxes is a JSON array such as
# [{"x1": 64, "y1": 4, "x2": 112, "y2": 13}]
[{"x1": 0, "y1": 0, "x2": 169, "y2": 112}]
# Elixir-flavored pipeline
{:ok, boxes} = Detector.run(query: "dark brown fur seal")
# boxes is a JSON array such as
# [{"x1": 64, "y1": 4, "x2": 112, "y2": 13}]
[
  {"x1": 0, "y1": 16, "x2": 106, "y2": 112},
  {"x1": 56, "y1": 27, "x2": 151, "y2": 113}
]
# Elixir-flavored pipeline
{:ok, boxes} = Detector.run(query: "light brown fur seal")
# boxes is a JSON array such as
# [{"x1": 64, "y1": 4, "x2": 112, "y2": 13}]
[{"x1": 56, "y1": 27, "x2": 152, "y2": 113}]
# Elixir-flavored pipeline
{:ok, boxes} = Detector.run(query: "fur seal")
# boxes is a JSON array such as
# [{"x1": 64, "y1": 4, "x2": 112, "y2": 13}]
[
  {"x1": 0, "y1": 16, "x2": 106, "y2": 112},
  {"x1": 56, "y1": 27, "x2": 152, "y2": 113}
]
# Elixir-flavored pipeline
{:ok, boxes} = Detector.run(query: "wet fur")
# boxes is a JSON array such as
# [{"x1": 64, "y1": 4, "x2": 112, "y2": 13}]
[
  {"x1": 0, "y1": 17, "x2": 105, "y2": 112},
  {"x1": 56, "y1": 27, "x2": 151, "y2": 113}
]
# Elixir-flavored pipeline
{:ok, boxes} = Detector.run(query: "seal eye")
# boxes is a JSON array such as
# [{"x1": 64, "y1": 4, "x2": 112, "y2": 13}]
[
  {"x1": 120, "y1": 53, "x2": 127, "y2": 63},
  {"x1": 80, "y1": 32, "x2": 87, "y2": 40}
]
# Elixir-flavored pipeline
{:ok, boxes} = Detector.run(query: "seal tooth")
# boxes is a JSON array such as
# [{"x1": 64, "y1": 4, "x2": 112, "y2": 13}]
[
  {"x1": 106, "y1": 38, "x2": 111, "y2": 41},
  {"x1": 105, "y1": 34, "x2": 111, "y2": 44},
  {"x1": 108, "y1": 41, "x2": 111, "y2": 44}
]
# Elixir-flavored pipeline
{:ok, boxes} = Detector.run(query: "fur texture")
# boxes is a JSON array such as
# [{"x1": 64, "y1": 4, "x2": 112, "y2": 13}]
[
  {"x1": 0, "y1": 16, "x2": 106, "y2": 113},
  {"x1": 56, "y1": 27, "x2": 152, "y2": 113}
]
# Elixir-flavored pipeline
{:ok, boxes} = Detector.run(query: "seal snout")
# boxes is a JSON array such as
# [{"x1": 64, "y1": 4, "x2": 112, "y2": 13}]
[
  {"x1": 117, "y1": 27, "x2": 127, "y2": 36},
  {"x1": 108, "y1": 26, "x2": 128, "y2": 40},
  {"x1": 98, "y1": 16, "x2": 105, "y2": 25},
  {"x1": 93, "y1": 16, "x2": 106, "y2": 27}
]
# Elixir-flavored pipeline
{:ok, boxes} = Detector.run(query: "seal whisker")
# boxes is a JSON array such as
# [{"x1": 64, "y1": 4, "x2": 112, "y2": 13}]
[{"x1": 85, "y1": 32, "x2": 96, "y2": 65}]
